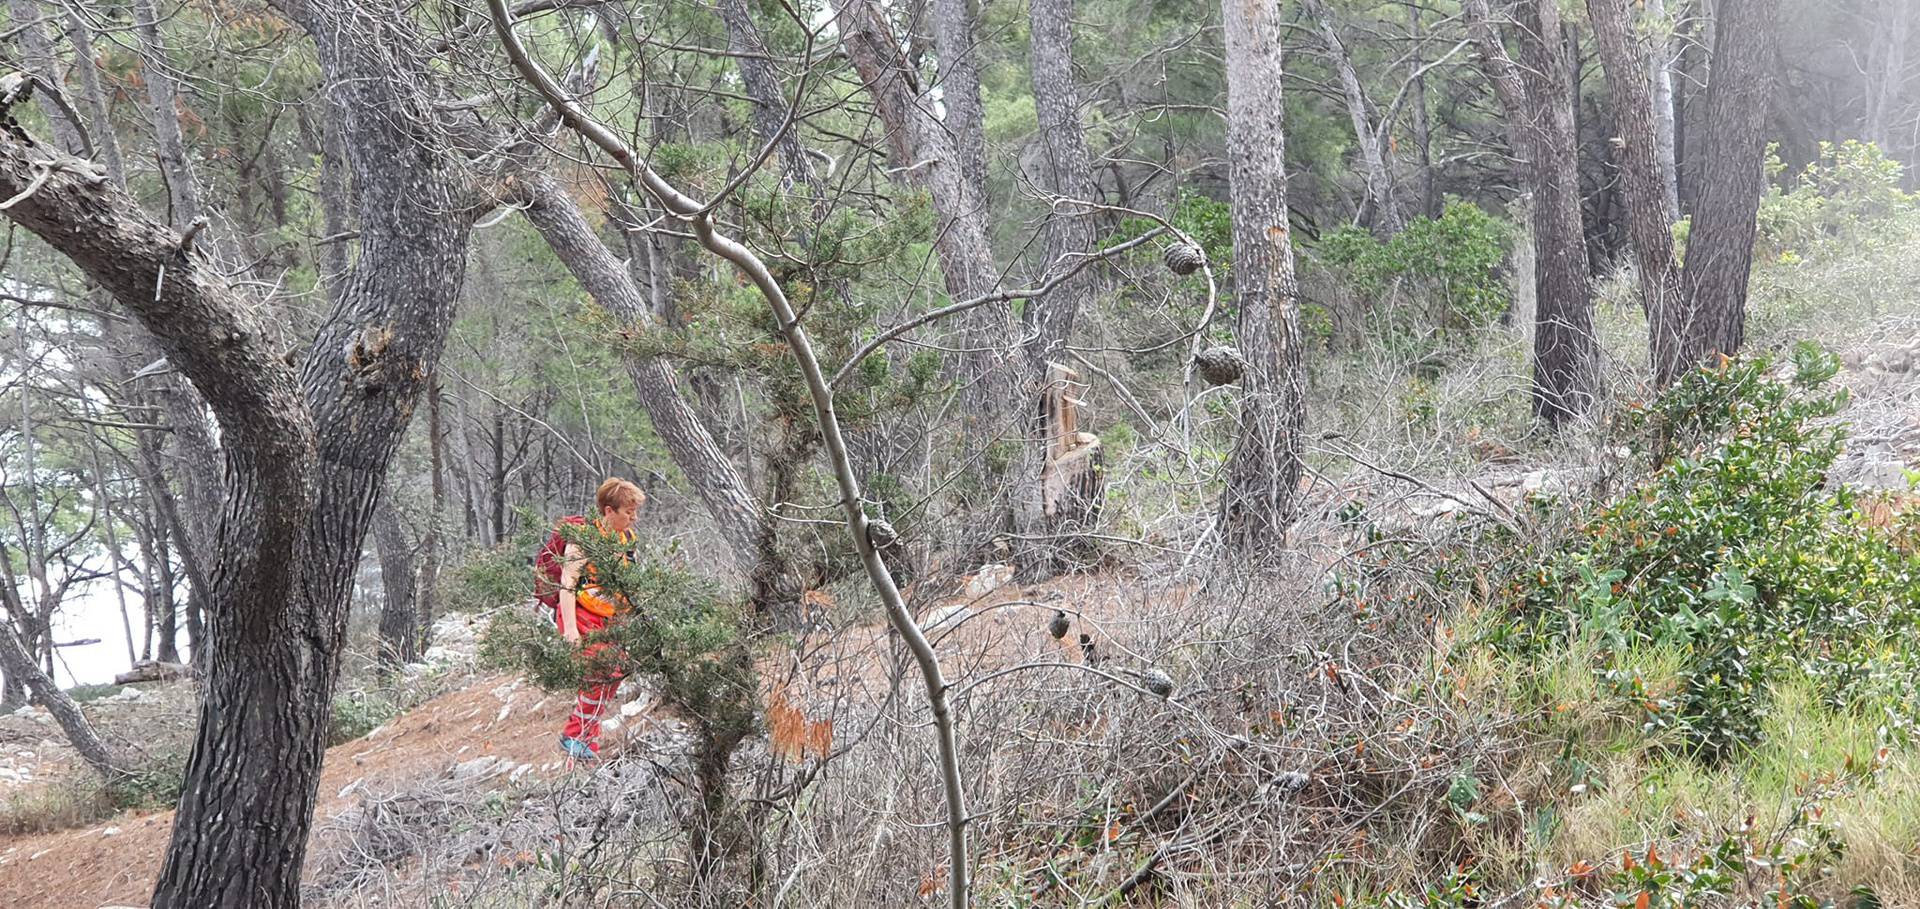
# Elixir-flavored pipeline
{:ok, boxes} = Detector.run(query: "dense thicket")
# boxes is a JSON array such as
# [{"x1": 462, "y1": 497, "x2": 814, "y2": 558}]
[{"x1": 0, "y1": 0, "x2": 1909, "y2": 905}]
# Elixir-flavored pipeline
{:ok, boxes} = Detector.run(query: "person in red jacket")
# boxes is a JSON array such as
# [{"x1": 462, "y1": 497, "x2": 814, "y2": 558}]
[{"x1": 555, "y1": 477, "x2": 644, "y2": 761}]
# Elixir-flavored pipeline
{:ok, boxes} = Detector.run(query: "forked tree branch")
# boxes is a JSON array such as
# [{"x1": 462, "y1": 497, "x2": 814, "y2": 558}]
[{"x1": 483, "y1": 5, "x2": 973, "y2": 906}]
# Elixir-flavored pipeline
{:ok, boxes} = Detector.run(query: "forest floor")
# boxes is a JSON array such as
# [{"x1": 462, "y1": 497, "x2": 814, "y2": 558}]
[
  {"x1": 0, "y1": 611, "x2": 589, "y2": 909},
  {"x1": 1, "y1": 327, "x2": 1917, "y2": 908},
  {"x1": 0, "y1": 576, "x2": 1105, "y2": 908}
]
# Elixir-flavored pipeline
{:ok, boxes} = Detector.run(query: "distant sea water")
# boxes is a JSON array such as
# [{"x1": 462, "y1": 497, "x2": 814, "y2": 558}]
[{"x1": 45, "y1": 584, "x2": 158, "y2": 689}]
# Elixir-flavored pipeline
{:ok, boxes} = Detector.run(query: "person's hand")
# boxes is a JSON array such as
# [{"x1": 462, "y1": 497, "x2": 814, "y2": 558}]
[{"x1": 562, "y1": 626, "x2": 581, "y2": 646}]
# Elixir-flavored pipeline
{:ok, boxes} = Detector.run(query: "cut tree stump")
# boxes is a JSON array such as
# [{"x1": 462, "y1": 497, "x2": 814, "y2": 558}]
[{"x1": 1040, "y1": 362, "x2": 1104, "y2": 529}]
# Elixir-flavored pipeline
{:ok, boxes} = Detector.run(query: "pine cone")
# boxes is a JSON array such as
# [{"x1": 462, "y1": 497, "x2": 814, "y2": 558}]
[
  {"x1": 1162, "y1": 242, "x2": 1205, "y2": 276},
  {"x1": 1192, "y1": 346, "x2": 1244, "y2": 386},
  {"x1": 1141, "y1": 667, "x2": 1175, "y2": 698}
]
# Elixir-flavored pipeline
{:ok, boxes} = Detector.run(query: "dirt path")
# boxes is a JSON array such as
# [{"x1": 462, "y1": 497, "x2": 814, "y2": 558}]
[{"x1": 0, "y1": 675, "x2": 572, "y2": 909}]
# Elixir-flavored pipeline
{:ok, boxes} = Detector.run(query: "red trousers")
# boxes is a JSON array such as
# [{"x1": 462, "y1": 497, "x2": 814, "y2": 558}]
[{"x1": 559, "y1": 608, "x2": 625, "y2": 753}]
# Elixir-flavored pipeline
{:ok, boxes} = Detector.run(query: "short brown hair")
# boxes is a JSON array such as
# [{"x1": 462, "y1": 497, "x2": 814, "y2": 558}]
[{"x1": 596, "y1": 477, "x2": 645, "y2": 513}]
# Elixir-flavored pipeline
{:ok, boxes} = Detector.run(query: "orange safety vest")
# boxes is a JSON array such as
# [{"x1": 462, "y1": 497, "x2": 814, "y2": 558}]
[{"x1": 575, "y1": 521, "x2": 637, "y2": 618}]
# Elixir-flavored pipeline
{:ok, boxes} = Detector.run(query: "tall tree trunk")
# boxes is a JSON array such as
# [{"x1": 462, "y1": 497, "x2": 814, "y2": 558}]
[
  {"x1": 1589, "y1": 0, "x2": 1681, "y2": 325},
  {"x1": 142, "y1": 475, "x2": 180, "y2": 664},
  {"x1": 930, "y1": 0, "x2": 988, "y2": 200},
  {"x1": 1867, "y1": 0, "x2": 1912, "y2": 152},
  {"x1": 717, "y1": 0, "x2": 815, "y2": 189},
  {"x1": 0, "y1": 1, "x2": 482, "y2": 902},
  {"x1": 372, "y1": 497, "x2": 417, "y2": 667},
  {"x1": 1, "y1": 131, "x2": 312, "y2": 909},
  {"x1": 132, "y1": 501, "x2": 160, "y2": 662},
  {"x1": 1677, "y1": 0, "x2": 1717, "y2": 214},
  {"x1": 1409, "y1": 3, "x2": 1438, "y2": 219},
  {"x1": 1517, "y1": 0, "x2": 1599, "y2": 426},
  {"x1": 318, "y1": 106, "x2": 354, "y2": 284},
  {"x1": 1215, "y1": 0, "x2": 1306, "y2": 557},
  {"x1": 1645, "y1": 0, "x2": 1682, "y2": 219},
  {"x1": 1466, "y1": 0, "x2": 1598, "y2": 428},
  {"x1": 1464, "y1": 0, "x2": 1532, "y2": 161},
  {"x1": 135, "y1": 428, "x2": 209, "y2": 664},
  {"x1": 65, "y1": 10, "x2": 128, "y2": 183},
  {"x1": 6, "y1": 0, "x2": 85, "y2": 154},
  {"x1": 1012, "y1": 0, "x2": 1105, "y2": 575},
  {"x1": 133, "y1": 0, "x2": 203, "y2": 229},
  {"x1": 1658, "y1": 0, "x2": 1779, "y2": 385},
  {"x1": 514, "y1": 175, "x2": 785, "y2": 602},
  {"x1": 1304, "y1": 0, "x2": 1402, "y2": 234},
  {"x1": 836, "y1": 0, "x2": 1011, "y2": 447},
  {"x1": 158, "y1": 26, "x2": 470, "y2": 900},
  {"x1": 12, "y1": 311, "x2": 53, "y2": 676},
  {"x1": 417, "y1": 378, "x2": 445, "y2": 651},
  {"x1": 491, "y1": 406, "x2": 507, "y2": 543},
  {"x1": 90, "y1": 447, "x2": 140, "y2": 668}
]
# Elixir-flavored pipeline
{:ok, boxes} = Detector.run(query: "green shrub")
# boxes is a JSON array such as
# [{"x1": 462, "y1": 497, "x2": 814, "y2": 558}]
[
  {"x1": 107, "y1": 749, "x2": 188, "y2": 810},
  {"x1": 65, "y1": 683, "x2": 123, "y2": 702},
  {"x1": 1315, "y1": 200, "x2": 1513, "y2": 348},
  {"x1": 480, "y1": 533, "x2": 756, "y2": 744},
  {"x1": 1501, "y1": 345, "x2": 1920, "y2": 761},
  {"x1": 440, "y1": 542, "x2": 536, "y2": 614},
  {"x1": 1760, "y1": 140, "x2": 1919, "y2": 259},
  {"x1": 328, "y1": 690, "x2": 400, "y2": 746}
]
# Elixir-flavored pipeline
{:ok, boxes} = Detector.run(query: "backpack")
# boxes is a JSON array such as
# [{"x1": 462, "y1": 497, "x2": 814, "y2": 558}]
[{"x1": 532, "y1": 515, "x2": 588, "y2": 615}]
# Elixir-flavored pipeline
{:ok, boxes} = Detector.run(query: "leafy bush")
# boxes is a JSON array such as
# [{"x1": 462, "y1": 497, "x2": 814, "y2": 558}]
[
  {"x1": 439, "y1": 542, "x2": 536, "y2": 615},
  {"x1": 65, "y1": 683, "x2": 124, "y2": 702},
  {"x1": 108, "y1": 749, "x2": 189, "y2": 810},
  {"x1": 328, "y1": 690, "x2": 400, "y2": 746},
  {"x1": 1500, "y1": 346, "x2": 1920, "y2": 760},
  {"x1": 480, "y1": 532, "x2": 755, "y2": 744},
  {"x1": 1759, "y1": 140, "x2": 1918, "y2": 260},
  {"x1": 1315, "y1": 200, "x2": 1513, "y2": 346}
]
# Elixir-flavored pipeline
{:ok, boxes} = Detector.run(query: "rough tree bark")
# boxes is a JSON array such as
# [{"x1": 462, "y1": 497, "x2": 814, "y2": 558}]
[
  {"x1": 4, "y1": 0, "x2": 480, "y2": 901},
  {"x1": 1588, "y1": 0, "x2": 1681, "y2": 324},
  {"x1": 1303, "y1": 0, "x2": 1403, "y2": 235},
  {"x1": 1012, "y1": 0, "x2": 1106, "y2": 575},
  {"x1": 372, "y1": 497, "x2": 417, "y2": 667},
  {"x1": 1215, "y1": 0, "x2": 1306, "y2": 557},
  {"x1": 1646, "y1": 0, "x2": 1682, "y2": 219},
  {"x1": 835, "y1": 0, "x2": 1011, "y2": 441},
  {"x1": 1658, "y1": 0, "x2": 1780, "y2": 385},
  {"x1": 1464, "y1": 0, "x2": 1598, "y2": 428},
  {"x1": 930, "y1": 0, "x2": 988, "y2": 199},
  {"x1": 149, "y1": 0, "x2": 476, "y2": 896},
  {"x1": 1515, "y1": 0, "x2": 1598, "y2": 427},
  {"x1": 0, "y1": 103, "x2": 317, "y2": 909}
]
